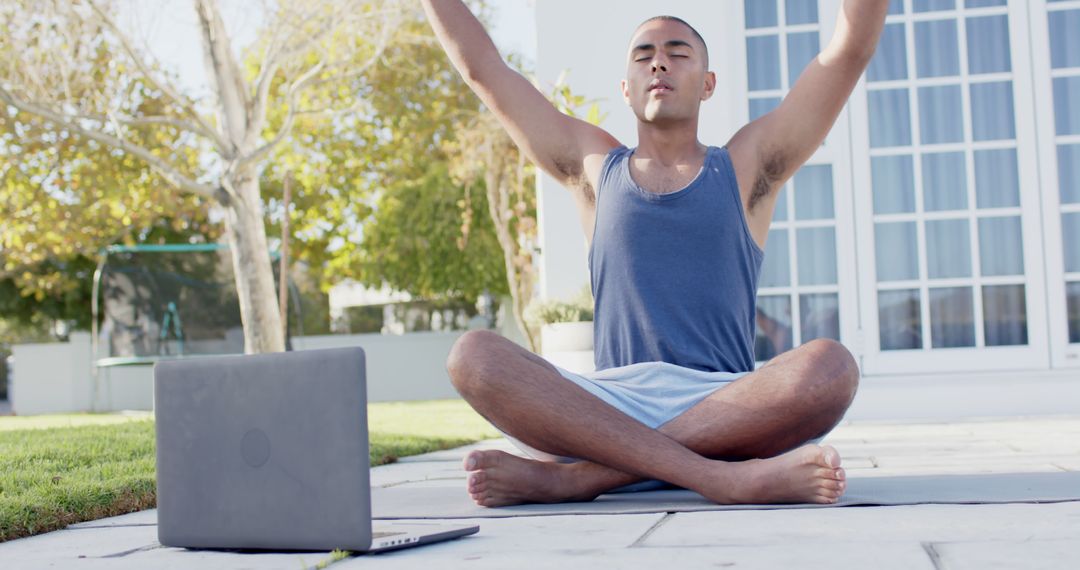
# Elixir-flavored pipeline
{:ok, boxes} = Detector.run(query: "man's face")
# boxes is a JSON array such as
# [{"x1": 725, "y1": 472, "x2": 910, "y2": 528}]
[{"x1": 622, "y1": 19, "x2": 716, "y2": 125}]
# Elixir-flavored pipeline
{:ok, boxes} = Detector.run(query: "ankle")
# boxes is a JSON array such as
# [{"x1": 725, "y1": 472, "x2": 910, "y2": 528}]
[{"x1": 563, "y1": 461, "x2": 637, "y2": 500}]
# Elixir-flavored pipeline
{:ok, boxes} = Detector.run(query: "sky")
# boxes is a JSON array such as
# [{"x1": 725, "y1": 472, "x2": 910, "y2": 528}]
[{"x1": 120, "y1": 0, "x2": 537, "y2": 98}]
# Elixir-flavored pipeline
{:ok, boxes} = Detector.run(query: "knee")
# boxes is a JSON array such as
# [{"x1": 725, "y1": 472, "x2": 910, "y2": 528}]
[
  {"x1": 804, "y1": 338, "x2": 860, "y2": 399},
  {"x1": 445, "y1": 329, "x2": 502, "y2": 394}
]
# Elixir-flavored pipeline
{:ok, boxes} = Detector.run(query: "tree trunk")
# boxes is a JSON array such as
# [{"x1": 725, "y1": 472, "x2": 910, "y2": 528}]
[
  {"x1": 484, "y1": 168, "x2": 538, "y2": 353},
  {"x1": 223, "y1": 168, "x2": 285, "y2": 353}
]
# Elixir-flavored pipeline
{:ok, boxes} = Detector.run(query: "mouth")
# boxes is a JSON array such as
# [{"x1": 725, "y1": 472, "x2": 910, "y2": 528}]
[{"x1": 648, "y1": 80, "x2": 673, "y2": 94}]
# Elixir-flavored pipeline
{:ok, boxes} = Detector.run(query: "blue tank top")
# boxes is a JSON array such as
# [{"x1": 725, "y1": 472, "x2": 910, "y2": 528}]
[{"x1": 589, "y1": 145, "x2": 765, "y2": 373}]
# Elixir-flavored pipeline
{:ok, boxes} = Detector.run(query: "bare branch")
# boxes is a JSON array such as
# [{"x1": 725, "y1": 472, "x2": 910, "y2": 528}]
[
  {"x1": 247, "y1": 55, "x2": 283, "y2": 145},
  {"x1": 65, "y1": 109, "x2": 210, "y2": 137},
  {"x1": 195, "y1": 0, "x2": 250, "y2": 149},
  {"x1": 236, "y1": 59, "x2": 326, "y2": 168},
  {"x1": 82, "y1": 0, "x2": 232, "y2": 155},
  {"x1": 0, "y1": 85, "x2": 218, "y2": 201},
  {"x1": 237, "y1": 3, "x2": 402, "y2": 167},
  {"x1": 246, "y1": 5, "x2": 336, "y2": 137}
]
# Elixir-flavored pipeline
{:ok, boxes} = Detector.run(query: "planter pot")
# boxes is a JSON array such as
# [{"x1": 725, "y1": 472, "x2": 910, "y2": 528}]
[{"x1": 540, "y1": 321, "x2": 594, "y2": 373}]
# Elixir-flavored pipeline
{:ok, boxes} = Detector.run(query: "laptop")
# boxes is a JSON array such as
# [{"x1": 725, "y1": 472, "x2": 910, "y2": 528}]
[{"x1": 153, "y1": 346, "x2": 478, "y2": 552}]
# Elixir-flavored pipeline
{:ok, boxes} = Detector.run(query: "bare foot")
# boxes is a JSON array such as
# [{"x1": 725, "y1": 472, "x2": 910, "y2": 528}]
[
  {"x1": 462, "y1": 450, "x2": 595, "y2": 507},
  {"x1": 706, "y1": 444, "x2": 847, "y2": 505},
  {"x1": 463, "y1": 444, "x2": 847, "y2": 508}
]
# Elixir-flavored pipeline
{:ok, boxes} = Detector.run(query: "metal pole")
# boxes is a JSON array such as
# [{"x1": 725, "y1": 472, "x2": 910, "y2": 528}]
[
  {"x1": 278, "y1": 172, "x2": 292, "y2": 345},
  {"x1": 90, "y1": 251, "x2": 108, "y2": 413}
]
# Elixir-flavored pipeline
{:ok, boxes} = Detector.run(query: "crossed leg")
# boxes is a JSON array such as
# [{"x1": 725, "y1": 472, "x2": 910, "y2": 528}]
[{"x1": 445, "y1": 330, "x2": 860, "y2": 507}]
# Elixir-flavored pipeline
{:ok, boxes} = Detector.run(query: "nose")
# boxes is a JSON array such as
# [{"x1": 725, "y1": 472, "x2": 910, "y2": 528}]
[{"x1": 651, "y1": 59, "x2": 669, "y2": 73}]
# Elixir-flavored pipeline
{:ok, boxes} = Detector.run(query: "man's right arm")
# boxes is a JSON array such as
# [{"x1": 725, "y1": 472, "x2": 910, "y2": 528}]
[{"x1": 420, "y1": 0, "x2": 620, "y2": 192}]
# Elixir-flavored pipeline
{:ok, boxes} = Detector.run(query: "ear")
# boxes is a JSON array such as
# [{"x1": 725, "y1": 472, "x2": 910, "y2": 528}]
[
  {"x1": 621, "y1": 79, "x2": 632, "y2": 105},
  {"x1": 701, "y1": 70, "x2": 717, "y2": 102}
]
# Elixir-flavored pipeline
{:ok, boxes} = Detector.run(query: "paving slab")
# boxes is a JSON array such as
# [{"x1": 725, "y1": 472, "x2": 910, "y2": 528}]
[
  {"x1": 640, "y1": 502, "x2": 1080, "y2": 547},
  {"x1": 0, "y1": 516, "x2": 338, "y2": 570},
  {"x1": 330, "y1": 513, "x2": 670, "y2": 568},
  {"x1": 394, "y1": 439, "x2": 523, "y2": 463},
  {"x1": 0, "y1": 523, "x2": 161, "y2": 561},
  {"x1": 369, "y1": 461, "x2": 464, "y2": 488},
  {"x1": 832, "y1": 456, "x2": 876, "y2": 470},
  {"x1": 67, "y1": 509, "x2": 159, "y2": 529},
  {"x1": 333, "y1": 541, "x2": 936, "y2": 570},
  {"x1": 1050, "y1": 458, "x2": 1080, "y2": 471},
  {"x1": 931, "y1": 538, "x2": 1080, "y2": 570}
]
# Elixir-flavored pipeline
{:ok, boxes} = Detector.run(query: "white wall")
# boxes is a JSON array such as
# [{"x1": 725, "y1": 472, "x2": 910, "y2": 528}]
[
  {"x1": 10, "y1": 333, "x2": 94, "y2": 415},
  {"x1": 10, "y1": 331, "x2": 472, "y2": 415},
  {"x1": 534, "y1": 1, "x2": 743, "y2": 300},
  {"x1": 292, "y1": 332, "x2": 462, "y2": 402}
]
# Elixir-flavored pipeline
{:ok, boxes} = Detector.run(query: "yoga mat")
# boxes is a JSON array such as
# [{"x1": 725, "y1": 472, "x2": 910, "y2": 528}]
[{"x1": 371, "y1": 471, "x2": 1080, "y2": 519}]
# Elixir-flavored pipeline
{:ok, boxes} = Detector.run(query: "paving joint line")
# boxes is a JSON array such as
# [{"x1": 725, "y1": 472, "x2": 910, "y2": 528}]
[
  {"x1": 379, "y1": 475, "x2": 465, "y2": 489},
  {"x1": 95, "y1": 543, "x2": 165, "y2": 558},
  {"x1": 921, "y1": 541, "x2": 945, "y2": 570},
  {"x1": 629, "y1": 512, "x2": 675, "y2": 548}
]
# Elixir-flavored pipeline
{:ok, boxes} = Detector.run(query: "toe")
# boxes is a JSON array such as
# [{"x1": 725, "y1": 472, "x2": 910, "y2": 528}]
[
  {"x1": 465, "y1": 449, "x2": 504, "y2": 472},
  {"x1": 821, "y1": 445, "x2": 841, "y2": 469},
  {"x1": 463, "y1": 450, "x2": 482, "y2": 471},
  {"x1": 822, "y1": 479, "x2": 843, "y2": 492}
]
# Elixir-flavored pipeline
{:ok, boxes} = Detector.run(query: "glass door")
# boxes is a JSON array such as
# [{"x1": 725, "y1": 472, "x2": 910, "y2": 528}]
[
  {"x1": 849, "y1": 0, "x2": 1049, "y2": 374},
  {"x1": 1031, "y1": 0, "x2": 1080, "y2": 368}
]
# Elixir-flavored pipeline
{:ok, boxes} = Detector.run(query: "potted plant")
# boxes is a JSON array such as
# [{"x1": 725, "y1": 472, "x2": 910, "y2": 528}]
[{"x1": 524, "y1": 285, "x2": 595, "y2": 373}]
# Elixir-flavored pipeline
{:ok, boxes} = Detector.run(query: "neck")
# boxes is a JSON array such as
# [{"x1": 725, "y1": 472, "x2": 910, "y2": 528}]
[{"x1": 634, "y1": 118, "x2": 705, "y2": 165}]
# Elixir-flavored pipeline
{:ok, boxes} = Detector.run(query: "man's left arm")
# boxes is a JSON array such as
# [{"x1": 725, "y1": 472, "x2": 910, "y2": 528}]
[{"x1": 728, "y1": 0, "x2": 890, "y2": 204}]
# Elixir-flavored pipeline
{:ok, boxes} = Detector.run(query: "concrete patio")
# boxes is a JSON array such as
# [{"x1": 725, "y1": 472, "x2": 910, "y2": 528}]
[{"x1": 2, "y1": 415, "x2": 1079, "y2": 569}]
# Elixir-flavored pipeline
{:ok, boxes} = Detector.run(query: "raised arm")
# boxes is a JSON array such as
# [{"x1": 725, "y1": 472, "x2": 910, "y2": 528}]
[
  {"x1": 728, "y1": 0, "x2": 890, "y2": 212},
  {"x1": 420, "y1": 0, "x2": 620, "y2": 192}
]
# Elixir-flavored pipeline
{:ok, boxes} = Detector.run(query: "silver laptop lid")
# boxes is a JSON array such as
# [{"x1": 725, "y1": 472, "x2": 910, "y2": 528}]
[{"x1": 155, "y1": 347, "x2": 372, "y2": 551}]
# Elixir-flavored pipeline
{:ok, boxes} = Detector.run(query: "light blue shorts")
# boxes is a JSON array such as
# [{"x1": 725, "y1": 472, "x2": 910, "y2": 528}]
[{"x1": 501, "y1": 360, "x2": 753, "y2": 492}]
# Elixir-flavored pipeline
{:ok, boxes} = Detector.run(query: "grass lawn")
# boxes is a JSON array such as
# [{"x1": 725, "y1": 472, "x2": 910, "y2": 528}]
[{"x1": 0, "y1": 400, "x2": 499, "y2": 543}]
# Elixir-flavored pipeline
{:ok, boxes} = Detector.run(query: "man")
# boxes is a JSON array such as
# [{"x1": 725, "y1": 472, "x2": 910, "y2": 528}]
[{"x1": 421, "y1": 0, "x2": 889, "y2": 506}]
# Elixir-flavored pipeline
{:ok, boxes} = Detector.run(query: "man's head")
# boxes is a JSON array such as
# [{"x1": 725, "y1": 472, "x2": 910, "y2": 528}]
[{"x1": 621, "y1": 16, "x2": 716, "y2": 125}]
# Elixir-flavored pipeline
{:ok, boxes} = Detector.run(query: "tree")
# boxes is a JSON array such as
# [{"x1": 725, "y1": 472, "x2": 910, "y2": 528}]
[
  {"x1": 258, "y1": 4, "x2": 508, "y2": 314},
  {"x1": 259, "y1": 6, "x2": 603, "y2": 352},
  {"x1": 444, "y1": 72, "x2": 606, "y2": 352},
  {"x1": 443, "y1": 111, "x2": 538, "y2": 349},
  {"x1": 0, "y1": 0, "x2": 403, "y2": 353}
]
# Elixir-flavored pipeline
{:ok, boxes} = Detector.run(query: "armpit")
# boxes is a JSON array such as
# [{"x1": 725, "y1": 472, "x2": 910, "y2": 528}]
[
  {"x1": 553, "y1": 155, "x2": 584, "y2": 182},
  {"x1": 748, "y1": 148, "x2": 788, "y2": 213},
  {"x1": 553, "y1": 156, "x2": 595, "y2": 205},
  {"x1": 580, "y1": 182, "x2": 596, "y2": 205}
]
